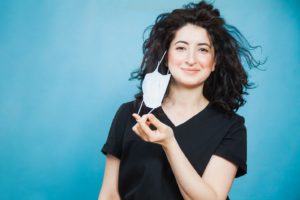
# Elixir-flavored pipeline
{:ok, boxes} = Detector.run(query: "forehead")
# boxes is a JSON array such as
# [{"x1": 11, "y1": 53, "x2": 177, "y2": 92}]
[{"x1": 171, "y1": 24, "x2": 211, "y2": 45}]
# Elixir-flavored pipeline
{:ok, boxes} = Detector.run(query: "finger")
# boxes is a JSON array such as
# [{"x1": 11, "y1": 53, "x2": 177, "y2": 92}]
[
  {"x1": 135, "y1": 114, "x2": 151, "y2": 126},
  {"x1": 136, "y1": 124, "x2": 149, "y2": 141},
  {"x1": 132, "y1": 124, "x2": 146, "y2": 140},
  {"x1": 138, "y1": 118, "x2": 155, "y2": 137},
  {"x1": 132, "y1": 120, "x2": 149, "y2": 142},
  {"x1": 132, "y1": 113, "x2": 142, "y2": 121},
  {"x1": 133, "y1": 113, "x2": 150, "y2": 126},
  {"x1": 132, "y1": 124, "x2": 139, "y2": 135},
  {"x1": 148, "y1": 113, "x2": 164, "y2": 129},
  {"x1": 139, "y1": 120, "x2": 162, "y2": 143},
  {"x1": 146, "y1": 120, "x2": 151, "y2": 126},
  {"x1": 139, "y1": 114, "x2": 149, "y2": 122},
  {"x1": 132, "y1": 114, "x2": 151, "y2": 141}
]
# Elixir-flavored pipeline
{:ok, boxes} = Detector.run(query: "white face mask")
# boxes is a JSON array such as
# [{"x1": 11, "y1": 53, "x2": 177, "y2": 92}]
[{"x1": 137, "y1": 51, "x2": 171, "y2": 115}]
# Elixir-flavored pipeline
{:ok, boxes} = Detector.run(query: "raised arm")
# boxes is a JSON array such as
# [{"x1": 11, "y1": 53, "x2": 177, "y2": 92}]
[{"x1": 132, "y1": 113, "x2": 238, "y2": 200}]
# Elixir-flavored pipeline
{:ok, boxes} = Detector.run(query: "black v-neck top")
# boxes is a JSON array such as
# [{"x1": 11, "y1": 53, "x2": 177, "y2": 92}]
[{"x1": 101, "y1": 100, "x2": 247, "y2": 200}]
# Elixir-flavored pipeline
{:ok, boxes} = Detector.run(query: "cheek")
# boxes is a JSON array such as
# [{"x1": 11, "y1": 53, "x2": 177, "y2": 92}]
[
  {"x1": 167, "y1": 52, "x2": 183, "y2": 67},
  {"x1": 201, "y1": 56, "x2": 215, "y2": 70}
]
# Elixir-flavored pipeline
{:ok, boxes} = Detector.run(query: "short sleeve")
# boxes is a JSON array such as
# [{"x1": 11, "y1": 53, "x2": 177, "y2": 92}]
[
  {"x1": 101, "y1": 103, "x2": 129, "y2": 159},
  {"x1": 214, "y1": 115, "x2": 247, "y2": 178}
]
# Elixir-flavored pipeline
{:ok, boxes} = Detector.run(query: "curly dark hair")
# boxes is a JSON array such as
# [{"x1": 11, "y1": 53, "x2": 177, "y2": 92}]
[{"x1": 129, "y1": 1, "x2": 263, "y2": 115}]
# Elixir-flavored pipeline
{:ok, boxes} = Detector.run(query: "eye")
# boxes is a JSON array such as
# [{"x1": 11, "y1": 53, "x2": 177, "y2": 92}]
[
  {"x1": 199, "y1": 48, "x2": 209, "y2": 53},
  {"x1": 176, "y1": 46, "x2": 186, "y2": 51}
]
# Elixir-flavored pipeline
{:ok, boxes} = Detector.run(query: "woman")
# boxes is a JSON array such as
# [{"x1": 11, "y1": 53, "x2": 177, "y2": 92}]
[{"x1": 99, "y1": 1, "x2": 261, "y2": 199}]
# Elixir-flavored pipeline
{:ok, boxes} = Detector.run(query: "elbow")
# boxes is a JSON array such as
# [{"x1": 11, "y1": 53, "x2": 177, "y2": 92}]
[
  {"x1": 210, "y1": 191, "x2": 227, "y2": 200},
  {"x1": 189, "y1": 189, "x2": 226, "y2": 200},
  {"x1": 208, "y1": 190, "x2": 226, "y2": 200},
  {"x1": 98, "y1": 190, "x2": 120, "y2": 200},
  {"x1": 98, "y1": 194, "x2": 120, "y2": 200}
]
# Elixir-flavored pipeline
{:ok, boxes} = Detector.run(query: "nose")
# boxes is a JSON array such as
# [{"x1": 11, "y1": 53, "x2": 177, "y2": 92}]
[{"x1": 186, "y1": 50, "x2": 196, "y2": 66}]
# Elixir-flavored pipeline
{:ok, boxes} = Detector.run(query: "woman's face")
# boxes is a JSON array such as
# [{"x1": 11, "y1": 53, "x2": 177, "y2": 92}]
[{"x1": 167, "y1": 23, "x2": 215, "y2": 88}]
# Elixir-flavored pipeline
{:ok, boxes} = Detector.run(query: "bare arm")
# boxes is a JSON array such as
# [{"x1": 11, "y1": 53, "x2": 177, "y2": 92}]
[
  {"x1": 163, "y1": 138, "x2": 237, "y2": 200},
  {"x1": 132, "y1": 113, "x2": 238, "y2": 200},
  {"x1": 98, "y1": 154, "x2": 121, "y2": 200}
]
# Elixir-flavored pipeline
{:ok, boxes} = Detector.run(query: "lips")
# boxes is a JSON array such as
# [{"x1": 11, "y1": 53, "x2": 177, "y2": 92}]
[
  {"x1": 181, "y1": 68, "x2": 200, "y2": 74},
  {"x1": 182, "y1": 68, "x2": 200, "y2": 71}
]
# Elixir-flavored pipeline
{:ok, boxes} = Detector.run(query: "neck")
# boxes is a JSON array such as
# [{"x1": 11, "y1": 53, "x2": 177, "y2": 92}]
[{"x1": 162, "y1": 79, "x2": 209, "y2": 110}]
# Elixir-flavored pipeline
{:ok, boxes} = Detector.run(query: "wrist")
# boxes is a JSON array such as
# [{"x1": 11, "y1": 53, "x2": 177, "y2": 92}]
[{"x1": 162, "y1": 136, "x2": 177, "y2": 151}]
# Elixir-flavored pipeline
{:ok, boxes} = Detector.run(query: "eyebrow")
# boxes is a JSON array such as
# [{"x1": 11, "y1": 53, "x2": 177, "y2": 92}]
[{"x1": 174, "y1": 41, "x2": 212, "y2": 48}]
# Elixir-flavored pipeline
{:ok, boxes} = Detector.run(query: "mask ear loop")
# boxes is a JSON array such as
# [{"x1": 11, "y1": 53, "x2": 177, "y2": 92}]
[
  {"x1": 157, "y1": 51, "x2": 167, "y2": 72},
  {"x1": 137, "y1": 100, "x2": 156, "y2": 115},
  {"x1": 137, "y1": 100, "x2": 143, "y2": 115},
  {"x1": 137, "y1": 51, "x2": 167, "y2": 116}
]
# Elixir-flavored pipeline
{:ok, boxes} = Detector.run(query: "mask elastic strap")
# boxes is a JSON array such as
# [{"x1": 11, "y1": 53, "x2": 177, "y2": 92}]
[
  {"x1": 155, "y1": 51, "x2": 167, "y2": 72},
  {"x1": 158, "y1": 51, "x2": 167, "y2": 66},
  {"x1": 137, "y1": 100, "x2": 156, "y2": 116},
  {"x1": 137, "y1": 51, "x2": 167, "y2": 116},
  {"x1": 160, "y1": 51, "x2": 169, "y2": 75},
  {"x1": 148, "y1": 107, "x2": 155, "y2": 114},
  {"x1": 137, "y1": 100, "x2": 144, "y2": 115}
]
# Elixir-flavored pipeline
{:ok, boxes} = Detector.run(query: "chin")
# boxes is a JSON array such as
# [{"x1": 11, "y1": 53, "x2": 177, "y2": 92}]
[
  {"x1": 176, "y1": 80, "x2": 205, "y2": 89},
  {"x1": 171, "y1": 75, "x2": 208, "y2": 88},
  {"x1": 185, "y1": 83, "x2": 204, "y2": 89}
]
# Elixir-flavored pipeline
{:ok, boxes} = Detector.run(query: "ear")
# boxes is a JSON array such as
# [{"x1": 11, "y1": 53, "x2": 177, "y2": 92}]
[
  {"x1": 164, "y1": 57, "x2": 168, "y2": 67},
  {"x1": 212, "y1": 53, "x2": 217, "y2": 72},
  {"x1": 212, "y1": 62, "x2": 216, "y2": 72}
]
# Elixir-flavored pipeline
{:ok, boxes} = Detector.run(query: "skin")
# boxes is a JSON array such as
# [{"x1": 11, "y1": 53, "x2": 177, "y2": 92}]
[
  {"x1": 167, "y1": 23, "x2": 215, "y2": 89},
  {"x1": 99, "y1": 24, "x2": 238, "y2": 200},
  {"x1": 161, "y1": 23, "x2": 216, "y2": 126}
]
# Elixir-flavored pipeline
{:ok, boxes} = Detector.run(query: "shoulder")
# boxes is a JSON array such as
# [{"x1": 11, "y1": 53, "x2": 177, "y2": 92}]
[
  {"x1": 108, "y1": 100, "x2": 136, "y2": 131},
  {"x1": 118, "y1": 100, "x2": 135, "y2": 112},
  {"x1": 211, "y1": 103, "x2": 245, "y2": 120},
  {"x1": 228, "y1": 113, "x2": 245, "y2": 126},
  {"x1": 227, "y1": 113, "x2": 246, "y2": 135},
  {"x1": 208, "y1": 104, "x2": 246, "y2": 129},
  {"x1": 221, "y1": 112, "x2": 247, "y2": 139},
  {"x1": 114, "y1": 100, "x2": 136, "y2": 118}
]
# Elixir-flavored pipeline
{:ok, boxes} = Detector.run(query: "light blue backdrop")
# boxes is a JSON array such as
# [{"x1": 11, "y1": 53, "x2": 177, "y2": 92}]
[{"x1": 0, "y1": 0, "x2": 299, "y2": 199}]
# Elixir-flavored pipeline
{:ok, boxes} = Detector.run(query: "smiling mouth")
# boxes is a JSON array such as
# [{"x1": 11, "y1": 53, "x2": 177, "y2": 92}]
[
  {"x1": 181, "y1": 68, "x2": 200, "y2": 74},
  {"x1": 182, "y1": 68, "x2": 199, "y2": 71}
]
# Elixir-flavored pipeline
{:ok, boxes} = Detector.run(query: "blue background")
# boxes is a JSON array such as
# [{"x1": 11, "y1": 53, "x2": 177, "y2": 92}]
[{"x1": 0, "y1": 0, "x2": 299, "y2": 199}]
